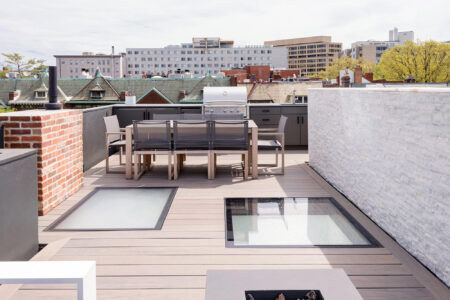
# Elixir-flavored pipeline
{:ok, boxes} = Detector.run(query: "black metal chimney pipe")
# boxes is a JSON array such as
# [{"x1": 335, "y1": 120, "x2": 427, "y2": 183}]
[{"x1": 45, "y1": 66, "x2": 62, "y2": 110}]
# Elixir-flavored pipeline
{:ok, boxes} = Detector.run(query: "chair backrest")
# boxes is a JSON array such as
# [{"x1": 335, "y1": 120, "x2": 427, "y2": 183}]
[
  {"x1": 133, "y1": 120, "x2": 171, "y2": 151},
  {"x1": 211, "y1": 120, "x2": 248, "y2": 150},
  {"x1": 207, "y1": 114, "x2": 244, "y2": 121},
  {"x1": 173, "y1": 120, "x2": 211, "y2": 150},
  {"x1": 104, "y1": 115, "x2": 121, "y2": 143},
  {"x1": 182, "y1": 113, "x2": 204, "y2": 120},
  {"x1": 277, "y1": 115, "x2": 288, "y2": 133},
  {"x1": 152, "y1": 114, "x2": 182, "y2": 120}
]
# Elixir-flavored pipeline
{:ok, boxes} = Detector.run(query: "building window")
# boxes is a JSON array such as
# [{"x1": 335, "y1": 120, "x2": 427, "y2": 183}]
[
  {"x1": 35, "y1": 91, "x2": 47, "y2": 98},
  {"x1": 89, "y1": 91, "x2": 104, "y2": 100}
]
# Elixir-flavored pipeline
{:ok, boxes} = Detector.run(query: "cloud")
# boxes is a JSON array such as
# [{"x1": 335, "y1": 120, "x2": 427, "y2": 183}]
[{"x1": 0, "y1": 0, "x2": 448, "y2": 65}]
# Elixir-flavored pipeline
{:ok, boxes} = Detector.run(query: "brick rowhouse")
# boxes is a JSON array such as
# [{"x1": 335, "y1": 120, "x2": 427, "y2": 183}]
[{"x1": 0, "y1": 110, "x2": 83, "y2": 215}]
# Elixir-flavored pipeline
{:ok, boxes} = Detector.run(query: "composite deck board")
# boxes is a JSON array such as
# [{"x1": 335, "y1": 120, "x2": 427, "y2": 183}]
[
  {"x1": 6, "y1": 151, "x2": 447, "y2": 300},
  {"x1": 19, "y1": 275, "x2": 423, "y2": 290}
]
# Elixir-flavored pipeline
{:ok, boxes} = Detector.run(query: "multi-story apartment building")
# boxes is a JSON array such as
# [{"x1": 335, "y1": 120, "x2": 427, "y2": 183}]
[
  {"x1": 350, "y1": 41, "x2": 390, "y2": 64},
  {"x1": 349, "y1": 28, "x2": 414, "y2": 64},
  {"x1": 54, "y1": 48, "x2": 127, "y2": 79},
  {"x1": 125, "y1": 37, "x2": 288, "y2": 78},
  {"x1": 264, "y1": 36, "x2": 342, "y2": 76}
]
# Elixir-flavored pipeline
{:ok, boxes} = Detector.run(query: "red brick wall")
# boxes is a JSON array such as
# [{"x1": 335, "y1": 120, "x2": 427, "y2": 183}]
[
  {"x1": 221, "y1": 69, "x2": 248, "y2": 83},
  {"x1": 0, "y1": 110, "x2": 83, "y2": 215},
  {"x1": 246, "y1": 66, "x2": 271, "y2": 82}
]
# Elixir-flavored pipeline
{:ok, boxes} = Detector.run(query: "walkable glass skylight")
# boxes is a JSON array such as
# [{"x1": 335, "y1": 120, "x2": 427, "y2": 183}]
[
  {"x1": 47, "y1": 187, "x2": 176, "y2": 231},
  {"x1": 225, "y1": 197, "x2": 378, "y2": 247}
]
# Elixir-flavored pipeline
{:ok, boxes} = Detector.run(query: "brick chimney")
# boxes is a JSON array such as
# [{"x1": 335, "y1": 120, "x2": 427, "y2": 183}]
[
  {"x1": 230, "y1": 76, "x2": 238, "y2": 86},
  {"x1": 363, "y1": 72, "x2": 374, "y2": 82},
  {"x1": 179, "y1": 90, "x2": 186, "y2": 100},
  {"x1": 9, "y1": 90, "x2": 20, "y2": 101},
  {"x1": 354, "y1": 65, "x2": 362, "y2": 84},
  {"x1": 119, "y1": 91, "x2": 127, "y2": 101},
  {"x1": 341, "y1": 73, "x2": 351, "y2": 88}
]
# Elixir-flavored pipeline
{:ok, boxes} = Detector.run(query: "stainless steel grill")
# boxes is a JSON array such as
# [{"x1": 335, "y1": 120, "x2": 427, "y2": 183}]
[{"x1": 202, "y1": 87, "x2": 248, "y2": 117}]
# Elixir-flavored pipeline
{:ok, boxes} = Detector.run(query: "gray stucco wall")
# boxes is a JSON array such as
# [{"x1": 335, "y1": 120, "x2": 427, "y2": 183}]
[
  {"x1": 308, "y1": 88, "x2": 450, "y2": 286},
  {"x1": 0, "y1": 149, "x2": 38, "y2": 260}
]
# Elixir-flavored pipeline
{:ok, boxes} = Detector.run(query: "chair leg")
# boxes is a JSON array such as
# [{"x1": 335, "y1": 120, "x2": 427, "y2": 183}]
[
  {"x1": 133, "y1": 153, "x2": 140, "y2": 180},
  {"x1": 119, "y1": 147, "x2": 124, "y2": 165},
  {"x1": 153, "y1": 154, "x2": 156, "y2": 161},
  {"x1": 281, "y1": 147, "x2": 285, "y2": 175},
  {"x1": 105, "y1": 145, "x2": 110, "y2": 173},
  {"x1": 208, "y1": 152, "x2": 212, "y2": 179},
  {"x1": 244, "y1": 153, "x2": 249, "y2": 180},
  {"x1": 173, "y1": 153, "x2": 178, "y2": 180},
  {"x1": 275, "y1": 148, "x2": 279, "y2": 166},
  {"x1": 168, "y1": 152, "x2": 172, "y2": 180}
]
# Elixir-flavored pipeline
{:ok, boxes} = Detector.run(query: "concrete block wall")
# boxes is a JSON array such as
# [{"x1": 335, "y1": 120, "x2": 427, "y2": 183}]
[
  {"x1": 0, "y1": 110, "x2": 83, "y2": 215},
  {"x1": 308, "y1": 88, "x2": 450, "y2": 286}
]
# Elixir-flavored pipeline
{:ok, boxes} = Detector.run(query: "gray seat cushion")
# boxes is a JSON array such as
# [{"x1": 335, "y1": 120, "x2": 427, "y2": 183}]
[
  {"x1": 257, "y1": 139, "x2": 282, "y2": 150},
  {"x1": 110, "y1": 140, "x2": 126, "y2": 147}
]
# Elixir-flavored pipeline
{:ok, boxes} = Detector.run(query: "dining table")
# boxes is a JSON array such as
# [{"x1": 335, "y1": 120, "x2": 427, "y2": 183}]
[{"x1": 124, "y1": 120, "x2": 259, "y2": 179}]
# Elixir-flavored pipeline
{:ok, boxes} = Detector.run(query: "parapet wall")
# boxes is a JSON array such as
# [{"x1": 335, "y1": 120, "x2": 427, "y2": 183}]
[
  {"x1": 0, "y1": 110, "x2": 83, "y2": 215},
  {"x1": 308, "y1": 88, "x2": 450, "y2": 286}
]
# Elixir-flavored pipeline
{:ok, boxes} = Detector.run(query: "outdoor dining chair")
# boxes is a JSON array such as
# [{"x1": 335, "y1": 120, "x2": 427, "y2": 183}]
[
  {"x1": 206, "y1": 114, "x2": 244, "y2": 120},
  {"x1": 210, "y1": 120, "x2": 249, "y2": 180},
  {"x1": 182, "y1": 113, "x2": 204, "y2": 120},
  {"x1": 173, "y1": 120, "x2": 212, "y2": 180},
  {"x1": 256, "y1": 115, "x2": 287, "y2": 175},
  {"x1": 104, "y1": 115, "x2": 126, "y2": 173},
  {"x1": 133, "y1": 120, "x2": 172, "y2": 180},
  {"x1": 152, "y1": 114, "x2": 182, "y2": 120}
]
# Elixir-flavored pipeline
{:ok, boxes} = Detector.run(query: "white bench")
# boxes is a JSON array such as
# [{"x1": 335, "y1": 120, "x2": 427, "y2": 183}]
[{"x1": 0, "y1": 261, "x2": 96, "y2": 300}]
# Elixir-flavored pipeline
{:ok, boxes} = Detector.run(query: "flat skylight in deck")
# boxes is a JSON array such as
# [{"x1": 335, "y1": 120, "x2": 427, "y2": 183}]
[
  {"x1": 47, "y1": 187, "x2": 176, "y2": 231},
  {"x1": 225, "y1": 197, "x2": 379, "y2": 247}
]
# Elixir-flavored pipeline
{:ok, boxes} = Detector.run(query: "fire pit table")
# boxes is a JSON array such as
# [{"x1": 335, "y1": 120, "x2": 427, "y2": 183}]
[{"x1": 205, "y1": 269, "x2": 363, "y2": 300}]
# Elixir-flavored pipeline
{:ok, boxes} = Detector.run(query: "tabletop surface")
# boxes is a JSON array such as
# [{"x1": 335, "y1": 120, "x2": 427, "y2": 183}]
[{"x1": 0, "y1": 261, "x2": 95, "y2": 279}]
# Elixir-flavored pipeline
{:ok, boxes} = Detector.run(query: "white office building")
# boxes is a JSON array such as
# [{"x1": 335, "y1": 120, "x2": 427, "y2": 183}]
[
  {"x1": 389, "y1": 27, "x2": 414, "y2": 44},
  {"x1": 54, "y1": 49, "x2": 127, "y2": 79},
  {"x1": 126, "y1": 37, "x2": 288, "y2": 78}
]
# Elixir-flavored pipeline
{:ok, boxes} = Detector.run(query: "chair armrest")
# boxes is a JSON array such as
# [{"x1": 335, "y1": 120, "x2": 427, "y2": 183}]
[
  {"x1": 258, "y1": 132, "x2": 284, "y2": 138},
  {"x1": 258, "y1": 127, "x2": 278, "y2": 132},
  {"x1": 106, "y1": 132, "x2": 126, "y2": 136}
]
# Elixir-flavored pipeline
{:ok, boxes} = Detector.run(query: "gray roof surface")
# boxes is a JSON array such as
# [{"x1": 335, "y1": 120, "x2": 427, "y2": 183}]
[{"x1": 0, "y1": 76, "x2": 230, "y2": 105}]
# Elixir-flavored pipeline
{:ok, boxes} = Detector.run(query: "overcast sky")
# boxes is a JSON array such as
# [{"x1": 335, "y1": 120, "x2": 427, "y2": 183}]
[{"x1": 0, "y1": 0, "x2": 448, "y2": 64}]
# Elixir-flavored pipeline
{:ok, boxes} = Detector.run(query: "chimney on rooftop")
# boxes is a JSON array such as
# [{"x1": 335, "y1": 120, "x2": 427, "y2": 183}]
[
  {"x1": 354, "y1": 66, "x2": 362, "y2": 84},
  {"x1": 44, "y1": 66, "x2": 62, "y2": 110},
  {"x1": 112, "y1": 46, "x2": 115, "y2": 55}
]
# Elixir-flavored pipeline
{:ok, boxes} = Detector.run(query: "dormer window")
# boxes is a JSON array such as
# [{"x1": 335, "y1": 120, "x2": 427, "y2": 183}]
[
  {"x1": 35, "y1": 91, "x2": 47, "y2": 99},
  {"x1": 89, "y1": 90, "x2": 104, "y2": 100},
  {"x1": 89, "y1": 82, "x2": 105, "y2": 100}
]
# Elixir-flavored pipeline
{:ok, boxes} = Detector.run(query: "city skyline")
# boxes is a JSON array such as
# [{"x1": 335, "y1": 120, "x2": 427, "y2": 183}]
[{"x1": 0, "y1": 0, "x2": 448, "y2": 65}]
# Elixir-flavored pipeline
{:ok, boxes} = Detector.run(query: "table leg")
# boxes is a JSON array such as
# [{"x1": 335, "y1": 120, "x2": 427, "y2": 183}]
[
  {"x1": 125, "y1": 127, "x2": 132, "y2": 179},
  {"x1": 78, "y1": 263, "x2": 96, "y2": 300},
  {"x1": 252, "y1": 126, "x2": 258, "y2": 179}
]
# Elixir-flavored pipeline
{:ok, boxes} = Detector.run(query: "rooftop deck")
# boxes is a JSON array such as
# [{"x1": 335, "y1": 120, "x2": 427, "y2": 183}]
[{"x1": 3, "y1": 151, "x2": 447, "y2": 299}]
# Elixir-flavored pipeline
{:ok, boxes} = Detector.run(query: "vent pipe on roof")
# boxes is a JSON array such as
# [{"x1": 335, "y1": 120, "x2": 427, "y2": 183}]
[{"x1": 45, "y1": 66, "x2": 62, "y2": 110}]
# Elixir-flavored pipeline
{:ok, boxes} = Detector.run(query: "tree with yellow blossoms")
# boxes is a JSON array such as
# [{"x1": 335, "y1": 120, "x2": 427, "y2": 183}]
[
  {"x1": 375, "y1": 41, "x2": 450, "y2": 82},
  {"x1": 313, "y1": 56, "x2": 376, "y2": 80}
]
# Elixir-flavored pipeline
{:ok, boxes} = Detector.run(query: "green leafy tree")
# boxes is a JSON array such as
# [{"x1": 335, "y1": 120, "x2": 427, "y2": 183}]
[
  {"x1": 315, "y1": 56, "x2": 376, "y2": 80},
  {"x1": 0, "y1": 68, "x2": 7, "y2": 79},
  {"x1": 1, "y1": 53, "x2": 46, "y2": 78},
  {"x1": 375, "y1": 41, "x2": 450, "y2": 82}
]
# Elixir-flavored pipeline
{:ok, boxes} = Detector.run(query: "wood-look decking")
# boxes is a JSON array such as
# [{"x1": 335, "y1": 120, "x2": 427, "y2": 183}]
[{"x1": 3, "y1": 151, "x2": 449, "y2": 300}]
